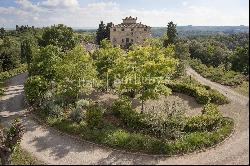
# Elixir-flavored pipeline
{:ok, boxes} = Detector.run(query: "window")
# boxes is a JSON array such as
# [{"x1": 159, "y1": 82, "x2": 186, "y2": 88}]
[
  {"x1": 144, "y1": 28, "x2": 147, "y2": 31},
  {"x1": 131, "y1": 39, "x2": 134, "y2": 43},
  {"x1": 122, "y1": 39, "x2": 124, "y2": 43},
  {"x1": 113, "y1": 28, "x2": 116, "y2": 31},
  {"x1": 126, "y1": 38, "x2": 129, "y2": 43},
  {"x1": 131, "y1": 28, "x2": 134, "y2": 31},
  {"x1": 122, "y1": 28, "x2": 125, "y2": 31}
]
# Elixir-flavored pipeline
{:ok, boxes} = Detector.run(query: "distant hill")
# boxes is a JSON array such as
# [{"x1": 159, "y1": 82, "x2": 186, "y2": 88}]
[
  {"x1": 74, "y1": 26, "x2": 249, "y2": 37},
  {"x1": 152, "y1": 26, "x2": 249, "y2": 37}
]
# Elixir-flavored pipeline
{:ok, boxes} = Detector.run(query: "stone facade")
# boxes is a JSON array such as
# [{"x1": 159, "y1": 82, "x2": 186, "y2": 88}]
[{"x1": 110, "y1": 16, "x2": 151, "y2": 48}]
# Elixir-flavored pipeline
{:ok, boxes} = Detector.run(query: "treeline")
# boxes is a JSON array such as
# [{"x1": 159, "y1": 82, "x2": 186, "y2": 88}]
[
  {"x1": 0, "y1": 24, "x2": 93, "y2": 73},
  {"x1": 184, "y1": 32, "x2": 249, "y2": 76}
]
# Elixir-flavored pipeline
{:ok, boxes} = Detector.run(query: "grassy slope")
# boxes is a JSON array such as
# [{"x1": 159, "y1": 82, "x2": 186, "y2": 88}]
[
  {"x1": 232, "y1": 81, "x2": 249, "y2": 97},
  {"x1": 11, "y1": 146, "x2": 44, "y2": 165}
]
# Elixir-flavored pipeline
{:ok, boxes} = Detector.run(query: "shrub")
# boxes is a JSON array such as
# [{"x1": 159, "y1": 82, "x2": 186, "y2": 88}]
[
  {"x1": 86, "y1": 104, "x2": 104, "y2": 128},
  {"x1": 0, "y1": 64, "x2": 27, "y2": 81},
  {"x1": 49, "y1": 104, "x2": 65, "y2": 118},
  {"x1": 185, "y1": 103, "x2": 223, "y2": 132},
  {"x1": 111, "y1": 98, "x2": 187, "y2": 139},
  {"x1": 69, "y1": 108, "x2": 85, "y2": 123},
  {"x1": 166, "y1": 81, "x2": 229, "y2": 105},
  {"x1": 24, "y1": 75, "x2": 48, "y2": 104},
  {"x1": 189, "y1": 59, "x2": 246, "y2": 86},
  {"x1": 69, "y1": 99, "x2": 91, "y2": 123},
  {"x1": 208, "y1": 89, "x2": 229, "y2": 105},
  {"x1": 75, "y1": 99, "x2": 91, "y2": 109}
]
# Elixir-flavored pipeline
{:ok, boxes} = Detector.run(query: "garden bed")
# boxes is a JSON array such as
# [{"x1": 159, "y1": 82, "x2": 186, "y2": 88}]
[{"x1": 33, "y1": 92, "x2": 234, "y2": 156}]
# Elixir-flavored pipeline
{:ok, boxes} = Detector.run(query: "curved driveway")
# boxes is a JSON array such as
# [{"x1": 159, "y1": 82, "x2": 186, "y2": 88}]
[{"x1": 0, "y1": 70, "x2": 249, "y2": 165}]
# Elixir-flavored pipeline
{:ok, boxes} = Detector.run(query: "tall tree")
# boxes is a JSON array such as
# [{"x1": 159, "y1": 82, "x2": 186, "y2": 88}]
[
  {"x1": 38, "y1": 24, "x2": 76, "y2": 51},
  {"x1": 113, "y1": 45, "x2": 178, "y2": 112},
  {"x1": 0, "y1": 28, "x2": 5, "y2": 39},
  {"x1": 163, "y1": 21, "x2": 178, "y2": 47},
  {"x1": 96, "y1": 21, "x2": 107, "y2": 45},
  {"x1": 106, "y1": 22, "x2": 113, "y2": 40},
  {"x1": 20, "y1": 39, "x2": 32, "y2": 67},
  {"x1": 0, "y1": 37, "x2": 21, "y2": 71}
]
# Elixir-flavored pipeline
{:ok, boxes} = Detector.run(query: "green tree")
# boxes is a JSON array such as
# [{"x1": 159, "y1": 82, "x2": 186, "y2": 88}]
[
  {"x1": 106, "y1": 22, "x2": 113, "y2": 40},
  {"x1": 20, "y1": 39, "x2": 32, "y2": 66},
  {"x1": 175, "y1": 42, "x2": 190, "y2": 60},
  {"x1": 0, "y1": 28, "x2": 5, "y2": 39},
  {"x1": 54, "y1": 45, "x2": 98, "y2": 103},
  {"x1": 113, "y1": 45, "x2": 178, "y2": 112},
  {"x1": 0, "y1": 37, "x2": 21, "y2": 71},
  {"x1": 93, "y1": 39, "x2": 123, "y2": 86},
  {"x1": 29, "y1": 45, "x2": 62, "y2": 81},
  {"x1": 163, "y1": 21, "x2": 178, "y2": 47},
  {"x1": 230, "y1": 45, "x2": 249, "y2": 75},
  {"x1": 96, "y1": 21, "x2": 107, "y2": 45},
  {"x1": 38, "y1": 24, "x2": 76, "y2": 51}
]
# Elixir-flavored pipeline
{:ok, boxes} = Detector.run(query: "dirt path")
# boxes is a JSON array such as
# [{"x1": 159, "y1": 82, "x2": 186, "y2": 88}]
[{"x1": 0, "y1": 71, "x2": 249, "y2": 165}]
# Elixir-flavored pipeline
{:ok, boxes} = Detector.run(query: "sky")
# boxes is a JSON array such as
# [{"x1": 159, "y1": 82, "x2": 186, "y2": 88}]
[{"x1": 0, "y1": 0, "x2": 249, "y2": 28}]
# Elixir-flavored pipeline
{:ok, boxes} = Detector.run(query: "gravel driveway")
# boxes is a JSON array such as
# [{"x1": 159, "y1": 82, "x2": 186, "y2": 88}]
[{"x1": 0, "y1": 70, "x2": 249, "y2": 165}]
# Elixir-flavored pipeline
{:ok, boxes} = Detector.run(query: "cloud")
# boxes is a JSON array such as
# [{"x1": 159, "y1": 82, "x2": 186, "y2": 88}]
[
  {"x1": 16, "y1": 0, "x2": 41, "y2": 12},
  {"x1": 39, "y1": 0, "x2": 79, "y2": 9},
  {"x1": 0, "y1": 0, "x2": 249, "y2": 28}
]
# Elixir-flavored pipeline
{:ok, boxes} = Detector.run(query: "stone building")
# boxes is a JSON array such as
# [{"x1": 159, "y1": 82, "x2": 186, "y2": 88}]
[{"x1": 110, "y1": 16, "x2": 151, "y2": 48}]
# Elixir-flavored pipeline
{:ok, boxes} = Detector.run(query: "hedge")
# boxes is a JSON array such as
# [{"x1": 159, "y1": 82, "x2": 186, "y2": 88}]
[
  {"x1": 0, "y1": 64, "x2": 27, "y2": 81},
  {"x1": 166, "y1": 82, "x2": 229, "y2": 105},
  {"x1": 189, "y1": 59, "x2": 246, "y2": 86}
]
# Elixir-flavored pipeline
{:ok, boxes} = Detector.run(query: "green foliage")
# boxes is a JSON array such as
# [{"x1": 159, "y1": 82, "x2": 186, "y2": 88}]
[
  {"x1": 10, "y1": 146, "x2": 43, "y2": 165},
  {"x1": 96, "y1": 21, "x2": 112, "y2": 45},
  {"x1": 163, "y1": 21, "x2": 178, "y2": 47},
  {"x1": 172, "y1": 60, "x2": 187, "y2": 79},
  {"x1": 93, "y1": 39, "x2": 123, "y2": 85},
  {"x1": 20, "y1": 39, "x2": 32, "y2": 66},
  {"x1": 189, "y1": 59, "x2": 246, "y2": 86},
  {"x1": 24, "y1": 75, "x2": 48, "y2": 104},
  {"x1": 185, "y1": 103, "x2": 223, "y2": 132},
  {"x1": 0, "y1": 37, "x2": 21, "y2": 72},
  {"x1": 112, "y1": 45, "x2": 178, "y2": 111},
  {"x1": 0, "y1": 119, "x2": 25, "y2": 165},
  {"x1": 111, "y1": 98, "x2": 186, "y2": 139},
  {"x1": 175, "y1": 42, "x2": 190, "y2": 60},
  {"x1": 54, "y1": 45, "x2": 97, "y2": 103},
  {"x1": 86, "y1": 104, "x2": 104, "y2": 128},
  {"x1": 230, "y1": 45, "x2": 249, "y2": 75},
  {"x1": 40, "y1": 107, "x2": 234, "y2": 155},
  {"x1": 29, "y1": 45, "x2": 62, "y2": 81},
  {"x1": 0, "y1": 28, "x2": 5, "y2": 39},
  {"x1": 166, "y1": 80, "x2": 229, "y2": 105},
  {"x1": 69, "y1": 99, "x2": 91, "y2": 123},
  {"x1": 0, "y1": 64, "x2": 27, "y2": 81},
  {"x1": 39, "y1": 24, "x2": 76, "y2": 51},
  {"x1": 188, "y1": 40, "x2": 230, "y2": 67}
]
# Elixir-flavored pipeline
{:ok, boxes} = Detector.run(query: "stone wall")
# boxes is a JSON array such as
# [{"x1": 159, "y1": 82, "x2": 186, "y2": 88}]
[{"x1": 110, "y1": 26, "x2": 151, "y2": 47}]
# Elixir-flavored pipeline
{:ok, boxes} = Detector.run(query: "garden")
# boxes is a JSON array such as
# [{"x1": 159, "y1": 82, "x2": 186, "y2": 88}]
[{"x1": 23, "y1": 25, "x2": 234, "y2": 156}]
